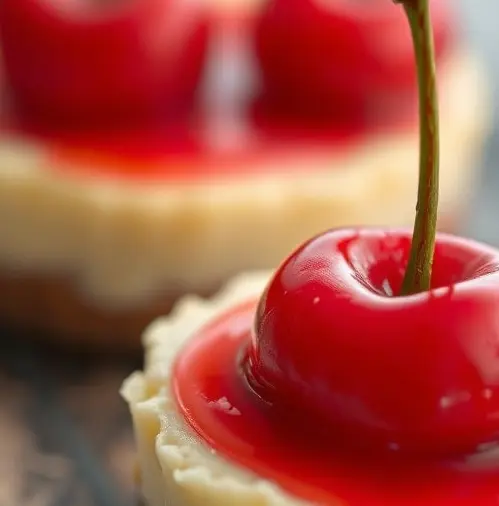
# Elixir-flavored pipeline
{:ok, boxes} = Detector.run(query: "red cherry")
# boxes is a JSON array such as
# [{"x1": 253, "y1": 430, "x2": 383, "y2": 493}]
[
  {"x1": 244, "y1": 228, "x2": 499, "y2": 457},
  {"x1": 254, "y1": 0, "x2": 454, "y2": 119},
  {"x1": 0, "y1": 0, "x2": 209, "y2": 125}
]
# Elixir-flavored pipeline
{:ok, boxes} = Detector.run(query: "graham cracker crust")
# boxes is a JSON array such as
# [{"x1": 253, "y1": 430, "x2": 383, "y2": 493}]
[{"x1": 0, "y1": 273, "x2": 213, "y2": 352}]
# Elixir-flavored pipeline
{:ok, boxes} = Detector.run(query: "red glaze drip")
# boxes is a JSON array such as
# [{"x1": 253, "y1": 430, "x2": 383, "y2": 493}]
[
  {"x1": 254, "y1": 0, "x2": 454, "y2": 119},
  {"x1": 174, "y1": 229, "x2": 499, "y2": 506}
]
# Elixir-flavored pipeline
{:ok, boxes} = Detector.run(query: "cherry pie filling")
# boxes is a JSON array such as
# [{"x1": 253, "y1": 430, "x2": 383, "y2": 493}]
[{"x1": 0, "y1": 0, "x2": 453, "y2": 182}]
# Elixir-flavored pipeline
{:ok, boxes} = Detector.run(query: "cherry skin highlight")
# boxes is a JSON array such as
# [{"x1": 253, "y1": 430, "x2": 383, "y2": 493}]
[
  {"x1": 0, "y1": 0, "x2": 209, "y2": 125},
  {"x1": 245, "y1": 228, "x2": 499, "y2": 457},
  {"x1": 254, "y1": 0, "x2": 454, "y2": 119}
]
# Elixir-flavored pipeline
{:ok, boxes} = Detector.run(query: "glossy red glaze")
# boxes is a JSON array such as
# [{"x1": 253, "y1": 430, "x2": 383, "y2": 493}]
[
  {"x1": 0, "y1": 0, "x2": 209, "y2": 125},
  {"x1": 0, "y1": 1, "x2": 457, "y2": 179},
  {"x1": 0, "y1": 1, "x2": 423, "y2": 180},
  {"x1": 254, "y1": 0, "x2": 455, "y2": 118},
  {"x1": 174, "y1": 229, "x2": 499, "y2": 505}
]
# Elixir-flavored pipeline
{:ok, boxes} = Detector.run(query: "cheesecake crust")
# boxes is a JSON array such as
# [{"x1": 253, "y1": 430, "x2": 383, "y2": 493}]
[{"x1": 0, "y1": 272, "x2": 216, "y2": 351}]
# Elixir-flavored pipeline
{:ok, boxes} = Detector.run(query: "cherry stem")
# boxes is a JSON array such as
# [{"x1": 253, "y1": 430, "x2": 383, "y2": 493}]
[{"x1": 396, "y1": 0, "x2": 440, "y2": 296}]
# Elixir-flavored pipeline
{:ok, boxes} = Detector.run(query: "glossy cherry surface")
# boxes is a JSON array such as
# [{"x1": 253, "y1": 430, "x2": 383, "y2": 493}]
[
  {"x1": 0, "y1": 0, "x2": 209, "y2": 124},
  {"x1": 246, "y1": 228, "x2": 499, "y2": 457},
  {"x1": 254, "y1": 0, "x2": 455, "y2": 118}
]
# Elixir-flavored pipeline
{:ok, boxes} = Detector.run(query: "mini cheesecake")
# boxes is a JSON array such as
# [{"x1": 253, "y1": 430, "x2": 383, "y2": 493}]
[
  {"x1": 122, "y1": 256, "x2": 499, "y2": 506},
  {"x1": 0, "y1": 0, "x2": 491, "y2": 349}
]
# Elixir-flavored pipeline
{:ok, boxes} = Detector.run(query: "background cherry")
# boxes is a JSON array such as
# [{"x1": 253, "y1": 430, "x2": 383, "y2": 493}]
[
  {"x1": 0, "y1": 0, "x2": 209, "y2": 125},
  {"x1": 245, "y1": 228, "x2": 499, "y2": 456},
  {"x1": 253, "y1": 0, "x2": 454, "y2": 120}
]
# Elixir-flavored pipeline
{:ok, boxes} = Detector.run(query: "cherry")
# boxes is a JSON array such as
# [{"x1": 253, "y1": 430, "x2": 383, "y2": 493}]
[
  {"x1": 253, "y1": 0, "x2": 454, "y2": 119},
  {"x1": 244, "y1": 228, "x2": 499, "y2": 457},
  {"x1": 243, "y1": 0, "x2": 499, "y2": 459},
  {"x1": 0, "y1": 0, "x2": 209, "y2": 125}
]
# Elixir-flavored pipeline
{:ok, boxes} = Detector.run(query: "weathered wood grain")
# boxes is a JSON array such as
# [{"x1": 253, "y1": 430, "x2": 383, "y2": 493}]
[{"x1": 0, "y1": 330, "x2": 139, "y2": 506}]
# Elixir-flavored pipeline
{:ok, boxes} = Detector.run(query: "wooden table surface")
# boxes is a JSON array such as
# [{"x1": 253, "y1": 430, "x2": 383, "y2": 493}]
[
  {"x1": 0, "y1": 334, "x2": 140, "y2": 506},
  {"x1": 0, "y1": 2, "x2": 498, "y2": 505}
]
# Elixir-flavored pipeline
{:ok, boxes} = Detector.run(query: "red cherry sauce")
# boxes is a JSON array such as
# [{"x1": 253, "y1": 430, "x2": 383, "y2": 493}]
[
  {"x1": 1, "y1": 106, "x2": 417, "y2": 182},
  {"x1": 0, "y1": 7, "x2": 422, "y2": 183},
  {"x1": 173, "y1": 236, "x2": 499, "y2": 506}
]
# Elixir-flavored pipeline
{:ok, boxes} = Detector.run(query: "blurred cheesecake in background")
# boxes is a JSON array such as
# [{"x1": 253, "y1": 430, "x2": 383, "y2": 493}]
[{"x1": 0, "y1": 0, "x2": 491, "y2": 350}]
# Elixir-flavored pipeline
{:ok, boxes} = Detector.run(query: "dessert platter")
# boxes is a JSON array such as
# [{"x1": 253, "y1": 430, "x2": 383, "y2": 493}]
[
  {"x1": 0, "y1": 0, "x2": 491, "y2": 349},
  {"x1": 123, "y1": 0, "x2": 499, "y2": 505}
]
